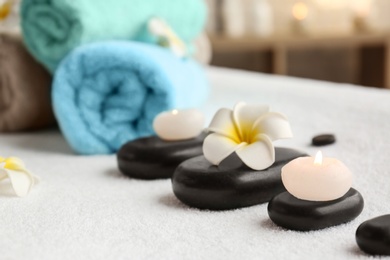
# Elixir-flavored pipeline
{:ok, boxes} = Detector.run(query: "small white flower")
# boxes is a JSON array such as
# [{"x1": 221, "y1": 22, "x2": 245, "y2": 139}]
[
  {"x1": 203, "y1": 102, "x2": 293, "y2": 170},
  {"x1": 0, "y1": 0, "x2": 20, "y2": 30},
  {"x1": 148, "y1": 17, "x2": 188, "y2": 58},
  {"x1": 0, "y1": 157, "x2": 38, "y2": 197}
]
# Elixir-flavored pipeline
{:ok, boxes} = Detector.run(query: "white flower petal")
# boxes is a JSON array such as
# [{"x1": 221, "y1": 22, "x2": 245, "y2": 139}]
[
  {"x1": 0, "y1": 168, "x2": 7, "y2": 182},
  {"x1": 236, "y1": 134, "x2": 275, "y2": 170},
  {"x1": 252, "y1": 112, "x2": 293, "y2": 141},
  {"x1": 233, "y1": 102, "x2": 269, "y2": 142},
  {"x1": 203, "y1": 133, "x2": 245, "y2": 165},
  {"x1": 208, "y1": 108, "x2": 240, "y2": 142},
  {"x1": 33, "y1": 174, "x2": 40, "y2": 184},
  {"x1": 6, "y1": 169, "x2": 34, "y2": 197}
]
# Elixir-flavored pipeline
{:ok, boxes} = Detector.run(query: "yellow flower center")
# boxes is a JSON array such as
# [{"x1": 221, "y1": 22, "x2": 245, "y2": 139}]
[
  {"x1": 229, "y1": 122, "x2": 258, "y2": 145},
  {"x1": 239, "y1": 122, "x2": 256, "y2": 144},
  {"x1": 0, "y1": 0, "x2": 13, "y2": 20},
  {"x1": 0, "y1": 157, "x2": 26, "y2": 171}
]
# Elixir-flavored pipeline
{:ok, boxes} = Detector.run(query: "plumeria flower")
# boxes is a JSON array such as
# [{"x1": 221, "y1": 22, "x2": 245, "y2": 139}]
[
  {"x1": 0, "y1": 156, "x2": 38, "y2": 197},
  {"x1": 203, "y1": 102, "x2": 293, "y2": 170},
  {"x1": 0, "y1": 0, "x2": 19, "y2": 30},
  {"x1": 148, "y1": 17, "x2": 188, "y2": 58}
]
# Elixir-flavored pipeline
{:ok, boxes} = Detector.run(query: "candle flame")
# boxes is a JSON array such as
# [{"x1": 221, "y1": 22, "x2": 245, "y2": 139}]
[
  {"x1": 292, "y1": 2, "x2": 308, "y2": 21},
  {"x1": 353, "y1": 0, "x2": 372, "y2": 18},
  {"x1": 171, "y1": 109, "x2": 179, "y2": 115},
  {"x1": 314, "y1": 151, "x2": 323, "y2": 165}
]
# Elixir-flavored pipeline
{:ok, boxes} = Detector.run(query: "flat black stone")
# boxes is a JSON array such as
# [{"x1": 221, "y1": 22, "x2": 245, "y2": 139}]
[
  {"x1": 117, "y1": 133, "x2": 206, "y2": 180},
  {"x1": 172, "y1": 147, "x2": 307, "y2": 210},
  {"x1": 312, "y1": 134, "x2": 336, "y2": 146},
  {"x1": 356, "y1": 214, "x2": 390, "y2": 255},
  {"x1": 268, "y1": 188, "x2": 364, "y2": 231}
]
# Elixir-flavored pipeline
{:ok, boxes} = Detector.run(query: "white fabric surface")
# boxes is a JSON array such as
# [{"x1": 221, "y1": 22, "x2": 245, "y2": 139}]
[{"x1": 1, "y1": 67, "x2": 390, "y2": 259}]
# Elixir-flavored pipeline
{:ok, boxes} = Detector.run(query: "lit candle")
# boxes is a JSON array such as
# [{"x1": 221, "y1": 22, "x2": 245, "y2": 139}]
[
  {"x1": 353, "y1": 0, "x2": 372, "y2": 18},
  {"x1": 153, "y1": 109, "x2": 205, "y2": 141},
  {"x1": 352, "y1": 0, "x2": 372, "y2": 33},
  {"x1": 313, "y1": 0, "x2": 354, "y2": 35},
  {"x1": 281, "y1": 151, "x2": 353, "y2": 201},
  {"x1": 291, "y1": 2, "x2": 309, "y2": 35}
]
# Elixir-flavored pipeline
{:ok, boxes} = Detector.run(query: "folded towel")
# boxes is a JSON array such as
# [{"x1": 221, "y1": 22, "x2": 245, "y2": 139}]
[
  {"x1": 21, "y1": 0, "x2": 207, "y2": 72},
  {"x1": 52, "y1": 41, "x2": 209, "y2": 155},
  {"x1": 0, "y1": 33, "x2": 55, "y2": 132}
]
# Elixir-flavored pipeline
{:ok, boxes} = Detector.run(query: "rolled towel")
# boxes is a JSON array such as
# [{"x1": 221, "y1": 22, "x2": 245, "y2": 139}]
[
  {"x1": 0, "y1": 33, "x2": 55, "y2": 132},
  {"x1": 52, "y1": 41, "x2": 209, "y2": 155},
  {"x1": 21, "y1": 0, "x2": 207, "y2": 72}
]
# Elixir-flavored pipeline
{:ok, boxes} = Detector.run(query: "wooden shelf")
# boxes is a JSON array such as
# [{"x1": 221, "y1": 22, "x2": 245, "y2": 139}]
[{"x1": 210, "y1": 32, "x2": 390, "y2": 88}]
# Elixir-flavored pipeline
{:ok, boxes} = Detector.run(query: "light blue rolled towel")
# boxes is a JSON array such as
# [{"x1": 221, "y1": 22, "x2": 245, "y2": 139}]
[
  {"x1": 52, "y1": 41, "x2": 209, "y2": 155},
  {"x1": 21, "y1": 0, "x2": 207, "y2": 72}
]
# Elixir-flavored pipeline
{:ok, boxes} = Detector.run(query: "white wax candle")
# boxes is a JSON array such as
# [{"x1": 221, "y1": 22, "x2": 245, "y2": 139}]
[
  {"x1": 248, "y1": 0, "x2": 274, "y2": 38},
  {"x1": 222, "y1": 0, "x2": 246, "y2": 38},
  {"x1": 153, "y1": 109, "x2": 205, "y2": 141},
  {"x1": 291, "y1": 2, "x2": 309, "y2": 35},
  {"x1": 281, "y1": 151, "x2": 353, "y2": 201}
]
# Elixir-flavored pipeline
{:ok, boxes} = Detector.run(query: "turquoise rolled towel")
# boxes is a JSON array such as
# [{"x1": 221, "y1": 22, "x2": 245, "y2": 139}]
[
  {"x1": 52, "y1": 41, "x2": 209, "y2": 155},
  {"x1": 21, "y1": 0, "x2": 207, "y2": 72}
]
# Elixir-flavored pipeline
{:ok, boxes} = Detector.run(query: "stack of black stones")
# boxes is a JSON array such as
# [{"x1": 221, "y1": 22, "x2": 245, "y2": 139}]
[{"x1": 117, "y1": 130, "x2": 389, "y2": 256}]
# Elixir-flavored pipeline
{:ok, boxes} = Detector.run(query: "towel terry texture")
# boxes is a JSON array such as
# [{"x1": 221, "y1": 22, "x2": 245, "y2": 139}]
[
  {"x1": 21, "y1": 0, "x2": 207, "y2": 72},
  {"x1": 0, "y1": 33, "x2": 55, "y2": 132},
  {"x1": 52, "y1": 41, "x2": 209, "y2": 155},
  {"x1": 2, "y1": 68, "x2": 390, "y2": 259}
]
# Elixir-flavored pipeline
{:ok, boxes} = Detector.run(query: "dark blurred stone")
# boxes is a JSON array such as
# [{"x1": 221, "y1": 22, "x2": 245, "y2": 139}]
[
  {"x1": 172, "y1": 147, "x2": 307, "y2": 210},
  {"x1": 268, "y1": 188, "x2": 364, "y2": 231},
  {"x1": 356, "y1": 214, "x2": 390, "y2": 256},
  {"x1": 117, "y1": 133, "x2": 206, "y2": 180},
  {"x1": 312, "y1": 134, "x2": 336, "y2": 146}
]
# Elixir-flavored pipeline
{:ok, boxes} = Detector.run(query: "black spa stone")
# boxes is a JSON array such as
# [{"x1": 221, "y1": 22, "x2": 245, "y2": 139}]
[
  {"x1": 117, "y1": 133, "x2": 206, "y2": 180},
  {"x1": 356, "y1": 215, "x2": 390, "y2": 256},
  {"x1": 172, "y1": 147, "x2": 307, "y2": 210},
  {"x1": 268, "y1": 188, "x2": 364, "y2": 231},
  {"x1": 312, "y1": 134, "x2": 336, "y2": 146}
]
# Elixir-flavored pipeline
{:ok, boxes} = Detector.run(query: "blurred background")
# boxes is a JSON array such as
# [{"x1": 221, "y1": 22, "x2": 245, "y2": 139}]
[{"x1": 206, "y1": 0, "x2": 390, "y2": 88}]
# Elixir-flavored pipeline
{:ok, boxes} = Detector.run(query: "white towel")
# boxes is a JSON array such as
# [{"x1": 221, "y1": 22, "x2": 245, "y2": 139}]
[{"x1": 1, "y1": 67, "x2": 389, "y2": 259}]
